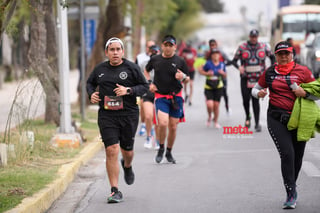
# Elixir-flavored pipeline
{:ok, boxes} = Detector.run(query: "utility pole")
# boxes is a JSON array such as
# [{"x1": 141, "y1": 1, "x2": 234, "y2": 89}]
[
  {"x1": 52, "y1": 0, "x2": 82, "y2": 148},
  {"x1": 124, "y1": 4, "x2": 133, "y2": 61},
  {"x1": 57, "y1": 0, "x2": 73, "y2": 134},
  {"x1": 80, "y1": 0, "x2": 86, "y2": 121}
]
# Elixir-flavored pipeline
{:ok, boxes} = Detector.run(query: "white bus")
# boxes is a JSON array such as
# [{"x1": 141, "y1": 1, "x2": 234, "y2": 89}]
[{"x1": 270, "y1": 4, "x2": 320, "y2": 60}]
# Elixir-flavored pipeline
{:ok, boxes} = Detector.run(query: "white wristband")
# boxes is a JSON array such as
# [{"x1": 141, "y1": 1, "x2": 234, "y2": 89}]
[{"x1": 251, "y1": 87, "x2": 260, "y2": 99}]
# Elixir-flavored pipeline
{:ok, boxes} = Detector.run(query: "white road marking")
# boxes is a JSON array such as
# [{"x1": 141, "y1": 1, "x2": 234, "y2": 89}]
[
  {"x1": 302, "y1": 161, "x2": 320, "y2": 177},
  {"x1": 310, "y1": 152, "x2": 320, "y2": 161}
]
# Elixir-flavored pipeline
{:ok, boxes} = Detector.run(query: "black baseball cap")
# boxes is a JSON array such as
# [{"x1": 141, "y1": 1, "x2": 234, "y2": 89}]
[
  {"x1": 209, "y1": 39, "x2": 216, "y2": 45},
  {"x1": 249, "y1": 29, "x2": 259, "y2": 37},
  {"x1": 210, "y1": 48, "x2": 220, "y2": 53},
  {"x1": 274, "y1": 41, "x2": 293, "y2": 54},
  {"x1": 162, "y1": 35, "x2": 176, "y2": 45},
  {"x1": 149, "y1": 45, "x2": 160, "y2": 52}
]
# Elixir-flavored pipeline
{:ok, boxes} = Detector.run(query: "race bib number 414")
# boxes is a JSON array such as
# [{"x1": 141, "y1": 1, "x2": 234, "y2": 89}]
[{"x1": 104, "y1": 96, "x2": 123, "y2": 110}]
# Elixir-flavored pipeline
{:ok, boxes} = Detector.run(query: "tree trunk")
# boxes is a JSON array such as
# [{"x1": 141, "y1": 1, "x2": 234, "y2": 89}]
[
  {"x1": 84, "y1": 0, "x2": 127, "y2": 105},
  {"x1": 27, "y1": 0, "x2": 60, "y2": 125},
  {"x1": 86, "y1": 0, "x2": 127, "y2": 75},
  {"x1": 103, "y1": 0, "x2": 127, "y2": 40},
  {"x1": 132, "y1": 0, "x2": 143, "y2": 58}
]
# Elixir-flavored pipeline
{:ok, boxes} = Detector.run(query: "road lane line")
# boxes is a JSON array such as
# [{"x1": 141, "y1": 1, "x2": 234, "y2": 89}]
[
  {"x1": 310, "y1": 152, "x2": 320, "y2": 161},
  {"x1": 302, "y1": 161, "x2": 320, "y2": 177}
]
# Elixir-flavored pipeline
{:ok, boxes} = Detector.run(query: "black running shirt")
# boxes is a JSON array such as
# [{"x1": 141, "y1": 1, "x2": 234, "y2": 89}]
[
  {"x1": 86, "y1": 58, "x2": 148, "y2": 116},
  {"x1": 145, "y1": 54, "x2": 189, "y2": 95}
]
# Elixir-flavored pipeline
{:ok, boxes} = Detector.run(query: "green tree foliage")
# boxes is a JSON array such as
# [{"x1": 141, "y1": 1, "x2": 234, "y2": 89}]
[
  {"x1": 199, "y1": 0, "x2": 224, "y2": 13},
  {"x1": 305, "y1": 0, "x2": 320, "y2": 4},
  {"x1": 1, "y1": 0, "x2": 33, "y2": 75},
  {"x1": 168, "y1": 0, "x2": 203, "y2": 40},
  {"x1": 0, "y1": 0, "x2": 18, "y2": 36},
  {"x1": 137, "y1": 0, "x2": 178, "y2": 38},
  {"x1": 5, "y1": 0, "x2": 31, "y2": 41},
  {"x1": 137, "y1": 0, "x2": 203, "y2": 41}
]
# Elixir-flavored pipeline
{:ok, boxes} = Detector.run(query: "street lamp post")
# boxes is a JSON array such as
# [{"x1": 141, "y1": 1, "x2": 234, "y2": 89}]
[
  {"x1": 80, "y1": 0, "x2": 86, "y2": 121},
  {"x1": 57, "y1": 0, "x2": 73, "y2": 134},
  {"x1": 52, "y1": 0, "x2": 82, "y2": 148}
]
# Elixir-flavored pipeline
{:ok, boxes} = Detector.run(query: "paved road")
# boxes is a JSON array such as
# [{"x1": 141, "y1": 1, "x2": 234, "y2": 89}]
[
  {"x1": 47, "y1": 65, "x2": 320, "y2": 213},
  {"x1": 0, "y1": 70, "x2": 79, "y2": 133}
]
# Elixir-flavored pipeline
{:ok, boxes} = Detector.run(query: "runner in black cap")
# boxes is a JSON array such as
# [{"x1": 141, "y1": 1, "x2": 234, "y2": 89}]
[
  {"x1": 232, "y1": 29, "x2": 275, "y2": 132},
  {"x1": 252, "y1": 40, "x2": 318, "y2": 209}
]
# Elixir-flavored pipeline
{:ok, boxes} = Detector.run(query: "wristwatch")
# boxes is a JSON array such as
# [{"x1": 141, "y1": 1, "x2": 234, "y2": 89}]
[{"x1": 126, "y1": 87, "x2": 132, "y2": 95}]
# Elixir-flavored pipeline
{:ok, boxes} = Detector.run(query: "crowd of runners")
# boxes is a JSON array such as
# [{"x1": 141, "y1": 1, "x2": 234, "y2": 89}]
[{"x1": 86, "y1": 31, "x2": 320, "y2": 209}]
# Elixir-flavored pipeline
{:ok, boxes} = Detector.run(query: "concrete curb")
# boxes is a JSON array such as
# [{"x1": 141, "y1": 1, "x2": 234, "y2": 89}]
[{"x1": 5, "y1": 140, "x2": 103, "y2": 213}]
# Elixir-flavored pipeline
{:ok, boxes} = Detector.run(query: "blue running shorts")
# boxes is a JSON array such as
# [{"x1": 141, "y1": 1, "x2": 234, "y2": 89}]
[{"x1": 155, "y1": 97, "x2": 184, "y2": 118}]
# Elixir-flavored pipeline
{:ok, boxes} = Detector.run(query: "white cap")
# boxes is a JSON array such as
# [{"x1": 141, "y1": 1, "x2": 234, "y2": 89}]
[{"x1": 105, "y1": 37, "x2": 124, "y2": 50}]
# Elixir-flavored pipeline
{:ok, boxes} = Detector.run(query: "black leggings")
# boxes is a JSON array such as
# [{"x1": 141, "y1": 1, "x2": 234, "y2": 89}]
[
  {"x1": 240, "y1": 77, "x2": 260, "y2": 125},
  {"x1": 267, "y1": 113, "x2": 306, "y2": 191},
  {"x1": 222, "y1": 86, "x2": 229, "y2": 111}
]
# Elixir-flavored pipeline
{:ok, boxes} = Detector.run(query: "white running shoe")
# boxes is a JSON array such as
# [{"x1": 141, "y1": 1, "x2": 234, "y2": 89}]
[
  {"x1": 139, "y1": 123, "x2": 146, "y2": 136},
  {"x1": 154, "y1": 140, "x2": 160, "y2": 150},
  {"x1": 214, "y1": 123, "x2": 221, "y2": 129},
  {"x1": 226, "y1": 108, "x2": 232, "y2": 116},
  {"x1": 144, "y1": 136, "x2": 153, "y2": 149}
]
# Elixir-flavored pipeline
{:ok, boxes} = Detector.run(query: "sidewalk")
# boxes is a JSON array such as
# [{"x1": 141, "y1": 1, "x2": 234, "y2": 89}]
[
  {"x1": 0, "y1": 70, "x2": 104, "y2": 213},
  {"x1": 0, "y1": 70, "x2": 79, "y2": 133}
]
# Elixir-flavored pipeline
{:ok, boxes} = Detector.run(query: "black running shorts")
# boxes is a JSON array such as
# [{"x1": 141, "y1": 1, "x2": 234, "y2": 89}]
[
  {"x1": 98, "y1": 113, "x2": 139, "y2": 151},
  {"x1": 204, "y1": 88, "x2": 223, "y2": 102},
  {"x1": 189, "y1": 71, "x2": 195, "y2": 80},
  {"x1": 142, "y1": 90, "x2": 155, "y2": 103}
]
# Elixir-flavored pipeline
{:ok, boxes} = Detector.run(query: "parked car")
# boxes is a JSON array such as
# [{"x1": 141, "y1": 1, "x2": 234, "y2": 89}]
[{"x1": 305, "y1": 33, "x2": 320, "y2": 78}]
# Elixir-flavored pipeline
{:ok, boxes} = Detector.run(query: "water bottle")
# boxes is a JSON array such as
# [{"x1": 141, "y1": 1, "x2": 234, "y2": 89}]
[{"x1": 290, "y1": 82, "x2": 298, "y2": 90}]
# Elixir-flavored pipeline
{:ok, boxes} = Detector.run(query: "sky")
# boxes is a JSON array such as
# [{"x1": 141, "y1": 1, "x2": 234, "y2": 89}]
[
  {"x1": 194, "y1": 0, "x2": 307, "y2": 53},
  {"x1": 221, "y1": 0, "x2": 278, "y2": 23},
  {"x1": 194, "y1": 0, "x2": 280, "y2": 54},
  {"x1": 195, "y1": 0, "x2": 280, "y2": 46},
  {"x1": 221, "y1": 0, "x2": 305, "y2": 21}
]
